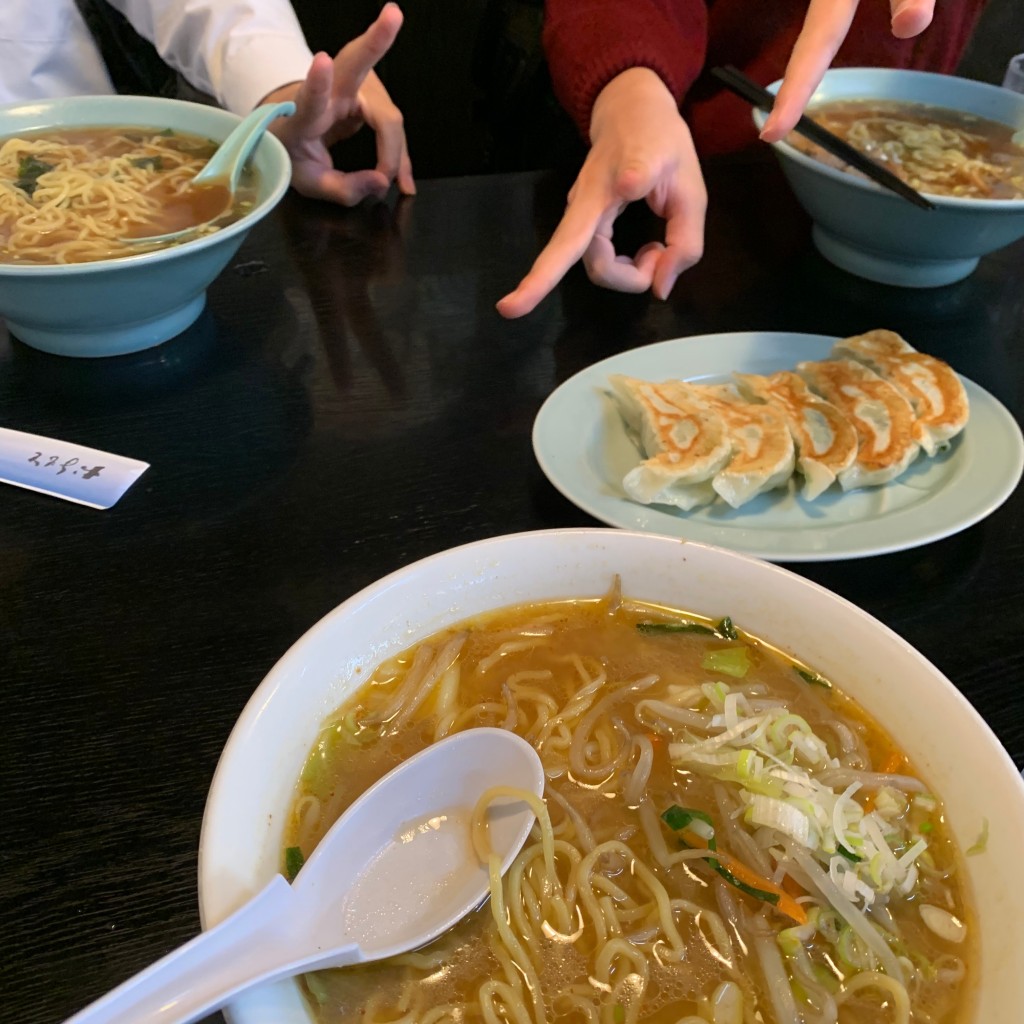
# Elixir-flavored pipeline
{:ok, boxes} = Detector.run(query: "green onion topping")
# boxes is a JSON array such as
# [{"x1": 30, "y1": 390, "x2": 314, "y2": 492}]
[
  {"x1": 638, "y1": 617, "x2": 740, "y2": 641},
  {"x1": 796, "y1": 667, "x2": 832, "y2": 689},
  {"x1": 701, "y1": 646, "x2": 751, "y2": 678},
  {"x1": 637, "y1": 621, "x2": 715, "y2": 635},
  {"x1": 661, "y1": 805, "x2": 716, "y2": 843},
  {"x1": 285, "y1": 845, "x2": 306, "y2": 881},
  {"x1": 661, "y1": 805, "x2": 781, "y2": 906},
  {"x1": 717, "y1": 616, "x2": 738, "y2": 640}
]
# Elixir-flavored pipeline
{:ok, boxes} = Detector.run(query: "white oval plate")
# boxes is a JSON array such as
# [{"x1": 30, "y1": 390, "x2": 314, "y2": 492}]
[{"x1": 532, "y1": 332, "x2": 1024, "y2": 561}]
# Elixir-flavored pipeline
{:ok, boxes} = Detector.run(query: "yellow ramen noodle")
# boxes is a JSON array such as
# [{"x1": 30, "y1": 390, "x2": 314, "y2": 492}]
[
  {"x1": 0, "y1": 126, "x2": 258, "y2": 264},
  {"x1": 792, "y1": 99, "x2": 1024, "y2": 199},
  {"x1": 285, "y1": 590, "x2": 973, "y2": 1024}
]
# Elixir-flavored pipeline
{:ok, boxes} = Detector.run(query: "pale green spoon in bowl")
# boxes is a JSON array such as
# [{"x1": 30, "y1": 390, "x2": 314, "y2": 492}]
[{"x1": 124, "y1": 99, "x2": 295, "y2": 246}]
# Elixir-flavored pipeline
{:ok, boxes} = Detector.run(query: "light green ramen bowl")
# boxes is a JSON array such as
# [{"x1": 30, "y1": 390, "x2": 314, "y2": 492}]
[
  {"x1": 0, "y1": 95, "x2": 291, "y2": 357},
  {"x1": 753, "y1": 69, "x2": 1024, "y2": 288}
]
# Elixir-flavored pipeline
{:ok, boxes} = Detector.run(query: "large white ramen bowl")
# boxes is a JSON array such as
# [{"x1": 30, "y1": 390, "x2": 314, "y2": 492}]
[
  {"x1": 753, "y1": 68, "x2": 1024, "y2": 287},
  {"x1": 200, "y1": 528, "x2": 1024, "y2": 1023},
  {"x1": 0, "y1": 95, "x2": 291, "y2": 357}
]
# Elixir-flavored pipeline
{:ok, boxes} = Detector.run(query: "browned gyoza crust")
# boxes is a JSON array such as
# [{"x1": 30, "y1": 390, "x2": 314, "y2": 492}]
[
  {"x1": 734, "y1": 370, "x2": 858, "y2": 500},
  {"x1": 796, "y1": 358, "x2": 920, "y2": 490},
  {"x1": 831, "y1": 330, "x2": 969, "y2": 456}
]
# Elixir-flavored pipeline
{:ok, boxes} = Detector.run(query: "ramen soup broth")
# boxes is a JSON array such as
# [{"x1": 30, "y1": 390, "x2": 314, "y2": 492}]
[
  {"x1": 285, "y1": 594, "x2": 974, "y2": 1024},
  {"x1": 792, "y1": 99, "x2": 1024, "y2": 200},
  {"x1": 0, "y1": 126, "x2": 258, "y2": 264}
]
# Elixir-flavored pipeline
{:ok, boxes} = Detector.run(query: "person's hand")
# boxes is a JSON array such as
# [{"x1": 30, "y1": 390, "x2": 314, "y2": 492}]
[
  {"x1": 264, "y1": 2, "x2": 415, "y2": 206},
  {"x1": 497, "y1": 68, "x2": 705, "y2": 318},
  {"x1": 761, "y1": 0, "x2": 936, "y2": 141}
]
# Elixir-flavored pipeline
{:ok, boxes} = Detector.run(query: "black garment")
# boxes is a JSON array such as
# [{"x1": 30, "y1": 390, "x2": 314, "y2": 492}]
[
  {"x1": 472, "y1": 0, "x2": 582, "y2": 172},
  {"x1": 74, "y1": 0, "x2": 177, "y2": 97},
  {"x1": 73, "y1": 0, "x2": 214, "y2": 104}
]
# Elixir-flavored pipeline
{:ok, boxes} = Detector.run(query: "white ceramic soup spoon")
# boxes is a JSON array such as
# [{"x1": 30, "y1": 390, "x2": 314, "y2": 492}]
[
  {"x1": 63, "y1": 726, "x2": 544, "y2": 1024},
  {"x1": 123, "y1": 99, "x2": 295, "y2": 246}
]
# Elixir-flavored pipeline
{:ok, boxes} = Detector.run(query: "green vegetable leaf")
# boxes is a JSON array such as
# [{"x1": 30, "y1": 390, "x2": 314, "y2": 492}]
[
  {"x1": 285, "y1": 845, "x2": 305, "y2": 882},
  {"x1": 637, "y1": 621, "x2": 715, "y2": 636},
  {"x1": 661, "y1": 805, "x2": 717, "y2": 850},
  {"x1": 13, "y1": 155, "x2": 54, "y2": 197},
  {"x1": 662, "y1": 805, "x2": 786, "y2": 909},
  {"x1": 158, "y1": 127, "x2": 175, "y2": 136},
  {"x1": 795, "y1": 667, "x2": 832, "y2": 689},
  {"x1": 701, "y1": 646, "x2": 751, "y2": 678},
  {"x1": 836, "y1": 844, "x2": 862, "y2": 863},
  {"x1": 716, "y1": 616, "x2": 738, "y2": 640},
  {"x1": 17, "y1": 155, "x2": 54, "y2": 180},
  {"x1": 612, "y1": 1005, "x2": 625, "y2": 1024}
]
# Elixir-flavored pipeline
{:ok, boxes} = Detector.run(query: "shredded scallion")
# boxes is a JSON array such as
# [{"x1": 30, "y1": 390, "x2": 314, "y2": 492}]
[
  {"x1": 795, "y1": 667, "x2": 832, "y2": 689},
  {"x1": 637, "y1": 621, "x2": 715, "y2": 635},
  {"x1": 285, "y1": 845, "x2": 305, "y2": 882},
  {"x1": 701, "y1": 647, "x2": 751, "y2": 678}
]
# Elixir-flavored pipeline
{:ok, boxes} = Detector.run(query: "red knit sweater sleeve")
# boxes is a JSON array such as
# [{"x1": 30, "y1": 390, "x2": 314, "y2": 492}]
[{"x1": 543, "y1": 0, "x2": 709, "y2": 140}]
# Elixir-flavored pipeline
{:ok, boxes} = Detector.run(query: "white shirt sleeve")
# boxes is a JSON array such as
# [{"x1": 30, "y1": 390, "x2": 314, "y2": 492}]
[
  {"x1": 107, "y1": 0, "x2": 315, "y2": 114},
  {"x1": 0, "y1": 3, "x2": 116, "y2": 106}
]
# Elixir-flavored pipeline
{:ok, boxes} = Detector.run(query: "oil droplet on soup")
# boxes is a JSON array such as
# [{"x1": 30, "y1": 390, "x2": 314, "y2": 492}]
[{"x1": 285, "y1": 594, "x2": 973, "y2": 1024}]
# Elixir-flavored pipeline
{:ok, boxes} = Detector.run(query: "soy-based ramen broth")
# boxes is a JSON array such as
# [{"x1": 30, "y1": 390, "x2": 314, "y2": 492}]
[
  {"x1": 0, "y1": 126, "x2": 259, "y2": 264},
  {"x1": 286, "y1": 593, "x2": 973, "y2": 1024},
  {"x1": 791, "y1": 99, "x2": 1024, "y2": 199}
]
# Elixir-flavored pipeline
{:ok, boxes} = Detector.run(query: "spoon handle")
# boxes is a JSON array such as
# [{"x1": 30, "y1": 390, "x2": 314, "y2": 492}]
[
  {"x1": 193, "y1": 100, "x2": 296, "y2": 193},
  {"x1": 62, "y1": 874, "x2": 356, "y2": 1024}
]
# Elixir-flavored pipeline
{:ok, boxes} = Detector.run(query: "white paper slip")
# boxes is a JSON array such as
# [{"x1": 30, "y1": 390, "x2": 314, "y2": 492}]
[{"x1": 0, "y1": 427, "x2": 149, "y2": 509}]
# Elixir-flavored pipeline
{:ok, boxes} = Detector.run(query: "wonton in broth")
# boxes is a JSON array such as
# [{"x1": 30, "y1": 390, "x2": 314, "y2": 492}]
[
  {"x1": 285, "y1": 591, "x2": 973, "y2": 1024},
  {"x1": 791, "y1": 99, "x2": 1024, "y2": 200}
]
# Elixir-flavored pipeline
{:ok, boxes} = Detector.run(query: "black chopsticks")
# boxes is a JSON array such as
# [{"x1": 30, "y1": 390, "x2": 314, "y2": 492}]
[{"x1": 711, "y1": 65, "x2": 936, "y2": 212}]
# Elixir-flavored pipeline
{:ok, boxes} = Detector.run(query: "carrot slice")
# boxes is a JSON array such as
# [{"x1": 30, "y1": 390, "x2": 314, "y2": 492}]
[{"x1": 683, "y1": 829, "x2": 808, "y2": 925}]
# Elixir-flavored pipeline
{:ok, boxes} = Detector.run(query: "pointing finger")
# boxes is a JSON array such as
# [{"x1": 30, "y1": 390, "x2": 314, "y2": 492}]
[
  {"x1": 760, "y1": 0, "x2": 859, "y2": 141},
  {"x1": 332, "y1": 2, "x2": 404, "y2": 96},
  {"x1": 890, "y1": 0, "x2": 934, "y2": 38},
  {"x1": 496, "y1": 188, "x2": 614, "y2": 318}
]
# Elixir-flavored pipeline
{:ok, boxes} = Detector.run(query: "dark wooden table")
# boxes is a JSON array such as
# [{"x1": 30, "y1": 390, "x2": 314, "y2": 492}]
[{"x1": 3, "y1": 152, "x2": 1022, "y2": 1023}]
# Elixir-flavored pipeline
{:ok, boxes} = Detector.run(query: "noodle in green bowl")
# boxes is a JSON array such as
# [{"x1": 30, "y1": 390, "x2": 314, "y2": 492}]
[
  {"x1": 754, "y1": 69, "x2": 1024, "y2": 289},
  {"x1": 0, "y1": 95, "x2": 290, "y2": 357},
  {"x1": 199, "y1": 529, "x2": 1024, "y2": 1024}
]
